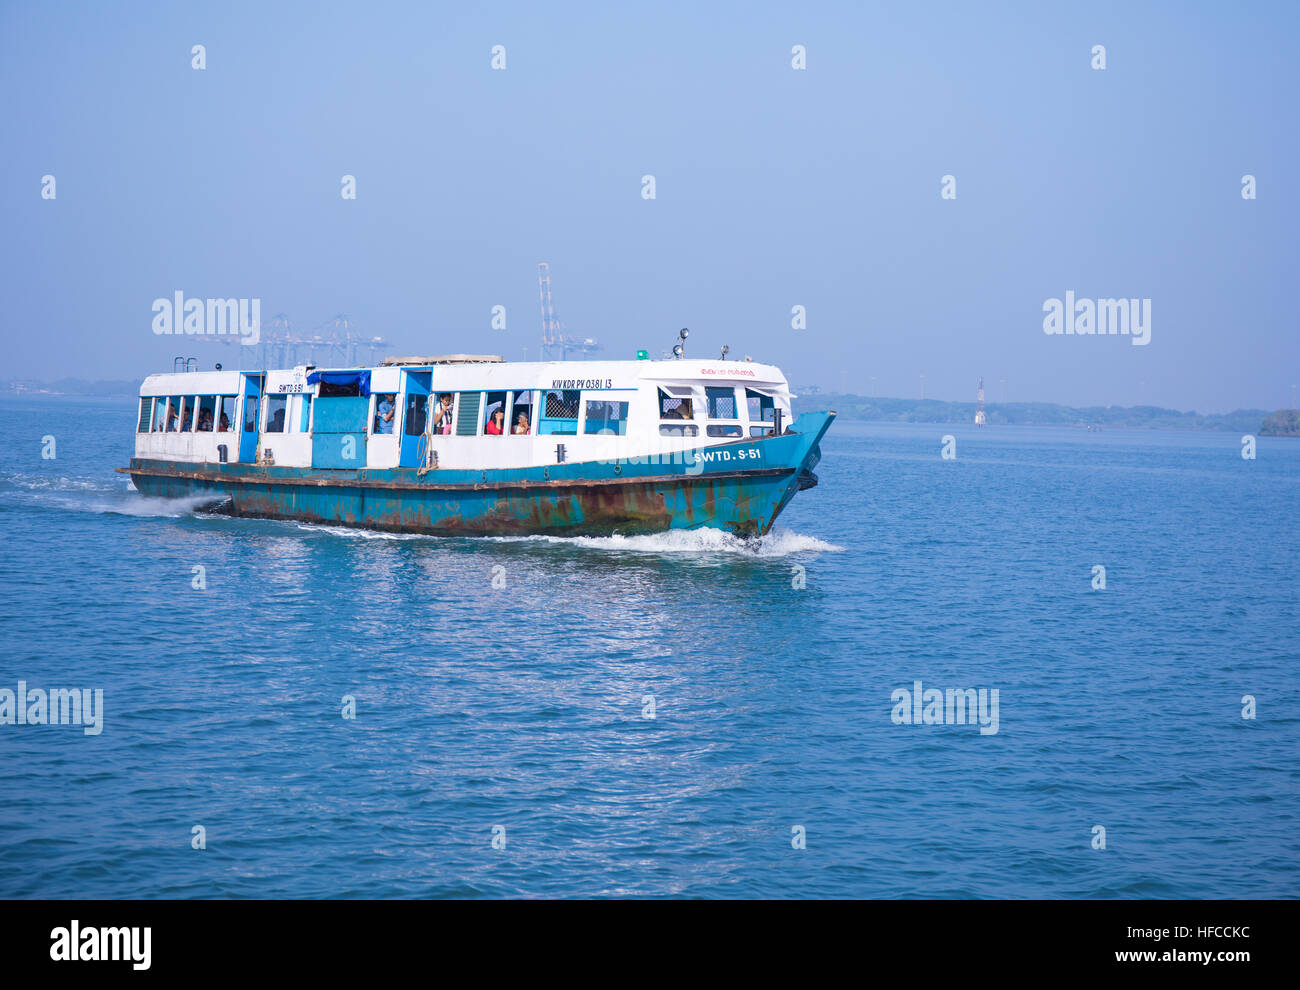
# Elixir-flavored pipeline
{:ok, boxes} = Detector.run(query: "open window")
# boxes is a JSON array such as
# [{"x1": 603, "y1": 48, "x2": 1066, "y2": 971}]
[
  {"x1": 218, "y1": 396, "x2": 237, "y2": 433},
  {"x1": 264, "y1": 394, "x2": 287, "y2": 433},
  {"x1": 584, "y1": 399, "x2": 629, "y2": 435},
  {"x1": 482, "y1": 391, "x2": 508, "y2": 436},
  {"x1": 746, "y1": 388, "x2": 776, "y2": 437},
  {"x1": 165, "y1": 395, "x2": 186, "y2": 432},
  {"x1": 430, "y1": 393, "x2": 455, "y2": 436},
  {"x1": 509, "y1": 390, "x2": 534, "y2": 434},
  {"x1": 195, "y1": 395, "x2": 217, "y2": 432},
  {"x1": 152, "y1": 398, "x2": 168, "y2": 432},
  {"x1": 316, "y1": 377, "x2": 364, "y2": 398},
  {"x1": 372, "y1": 393, "x2": 397, "y2": 435},
  {"x1": 539, "y1": 389, "x2": 579, "y2": 435},
  {"x1": 658, "y1": 386, "x2": 698, "y2": 437}
]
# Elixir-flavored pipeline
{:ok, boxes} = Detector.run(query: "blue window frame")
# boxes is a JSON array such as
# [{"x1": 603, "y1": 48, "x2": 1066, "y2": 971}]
[
  {"x1": 584, "y1": 399, "x2": 629, "y2": 435},
  {"x1": 539, "y1": 389, "x2": 580, "y2": 435}
]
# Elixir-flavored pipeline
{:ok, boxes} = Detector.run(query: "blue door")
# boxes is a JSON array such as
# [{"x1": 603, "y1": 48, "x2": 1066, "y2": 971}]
[
  {"x1": 311, "y1": 396, "x2": 370, "y2": 468},
  {"x1": 238, "y1": 374, "x2": 262, "y2": 462},
  {"x1": 399, "y1": 371, "x2": 432, "y2": 467}
]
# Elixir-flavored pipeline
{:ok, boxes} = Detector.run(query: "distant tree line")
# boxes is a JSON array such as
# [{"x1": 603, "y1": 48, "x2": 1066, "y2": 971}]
[
  {"x1": 807, "y1": 392, "x2": 1278, "y2": 434},
  {"x1": 1260, "y1": 409, "x2": 1300, "y2": 437}
]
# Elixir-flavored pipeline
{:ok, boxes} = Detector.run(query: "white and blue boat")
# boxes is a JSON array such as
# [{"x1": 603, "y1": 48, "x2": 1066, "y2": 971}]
[{"x1": 120, "y1": 347, "x2": 833, "y2": 536}]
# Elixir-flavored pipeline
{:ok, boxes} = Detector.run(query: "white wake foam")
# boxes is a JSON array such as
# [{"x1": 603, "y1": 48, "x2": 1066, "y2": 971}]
[
  {"x1": 290, "y1": 523, "x2": 841, "y2": 555},
  {"x1": 94, "y1": 494, "x2": 226, "y2": 518},
  {"x1": 2, "y1": 472, "x2": 225, "y2": 518},
  {"x1": 487, "y1": 526, "x2": 843, "y2": 557}
]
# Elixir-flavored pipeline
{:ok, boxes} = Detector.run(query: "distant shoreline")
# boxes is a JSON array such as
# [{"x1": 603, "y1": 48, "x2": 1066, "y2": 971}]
[{"x1": 798, "y1": 392, "x2": 1287, "y2": 435}]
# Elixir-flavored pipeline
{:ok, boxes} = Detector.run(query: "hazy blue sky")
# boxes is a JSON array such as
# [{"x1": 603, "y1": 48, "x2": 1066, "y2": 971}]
[{"x1": 2, "y1": 0, "x2": 1297, "y2": 411}]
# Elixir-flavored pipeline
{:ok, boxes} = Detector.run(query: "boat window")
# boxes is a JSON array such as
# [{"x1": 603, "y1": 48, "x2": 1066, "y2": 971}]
[
  {"x1": 746, "y1": 389, "x2": 775, "y2": 423},
  {"x1": 195, "y1": 395, "x2": 217, "y2": 432},
  {"x1": 584, "y1": 400, "x2": 629, "y2": 435},
  {"x1": 510, "y1": 390, "x2": 534, "y2": 434},
  {"x1": 482, "y1": 391, "x2": 508, "y2": 436},
  {"x1": 659, "y1": 422, "x2": 699, "y2": 437},
  {"x1": 297, "y1": 395, "x2": 312, "y2": 432},
  {"x1": 318, "y1": 380, "x2": 361, "y2": 398},
  {"x1": 455, "y1": 392, "x2": 482, "y2": 436},
  {"x1": 539, "y1": 389, "x2": 579, "y2": 435},
  {"x1": 431, "y1": 393, "x2": 455, "y2": 436},
  {"x1": 264, "y1": 395, "x2": 288, "y2": 433},
  {"x1": 152, "y1": 398, "x2": 168, "y2": 432},
  {"x1": 137, "y1": 398, "x2": 152, "y2": 433},
  {"x1": 168, "y1": 396, "x2": 190, "y2": 432},
  {"x1": 218, "y1": 396, "x2": 237, "y2": 433},
  {"x1": 372, "y1": 393, "x2": 397, "y2": 435},
  {"x1": 707, "y1": 424, "x2": 742, "y2": 437},
  {"x1": 404, "y1": 393, "x2": 427, "y2": 436},
  {"x1": 658, "y1": 387, "x2": 694, "y2": 420},
  {"x1": 749, "y1": 425, "x2": 774, "y2": 438},
  {"x1": 706, "y1": 386, "x2": 738, "y2": 420},
  {"x1": 242, "y1": 395, "x2": 257, "y2": 433}
]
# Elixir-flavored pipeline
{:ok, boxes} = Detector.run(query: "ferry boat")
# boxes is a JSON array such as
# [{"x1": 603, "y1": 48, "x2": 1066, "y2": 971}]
[{"x1": 119, "y1": 345, "x2": 834, "y2": 537}]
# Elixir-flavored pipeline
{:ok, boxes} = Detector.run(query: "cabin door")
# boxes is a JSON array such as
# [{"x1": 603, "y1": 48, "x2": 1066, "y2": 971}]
[
  {"x1": 311, "y1": 396, "x2": 370, "y2": 469},
  {"x1": 399, "y1": 371, "x2": 432, "y2": 468},
  {"x1": 238, "y1": 374, "x2": 262, "y2": 463}
]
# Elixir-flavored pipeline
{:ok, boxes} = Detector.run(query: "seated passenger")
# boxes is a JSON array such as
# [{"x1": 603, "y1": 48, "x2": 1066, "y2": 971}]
[
  {"x1": 375, "y1": 395, "x2": 395, "y2": 434},
  {"x1": 485, "y1": 408, "x2": 505, "y2": 435},
  {"x1": 218, "y1": 412, "x2": 231, "y2": 432},
  {"x1": 197, "y1": 409, "x2": 213, "y2": 432},
  {"x1": 513, "y1": 412, "x2": 530, "y2": 435}
]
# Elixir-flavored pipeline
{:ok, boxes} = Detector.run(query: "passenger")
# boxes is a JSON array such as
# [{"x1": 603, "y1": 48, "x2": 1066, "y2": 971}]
[
  {"x1": 166, "y1": 405, "x2": 179, "y2": 431},
  {"x1": 513, "y1": 412, "x2": 530, "y2": 435},
  {"x1": 485, "y1": 407, "x2": 505, "y2": 435},
  {"x1": 436, "y1": 394, "x2": 454, "y2": 435},
  {"x1": 218, "y1": 412, "x2": 230, "y2": 432},
  {"x1": 197, "y1": 409, "x2": 213, "y2": 432},
  {"x1": 375, "y1": 394, "x2": 395, "y2": 434},
  {"x1": 675, "y1": 399, "x2": 693, "y2": 419}
]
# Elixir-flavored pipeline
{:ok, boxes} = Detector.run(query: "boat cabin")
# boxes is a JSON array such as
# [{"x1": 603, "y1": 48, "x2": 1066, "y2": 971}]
[{"x1": 133, "y1": 356, "x2": 795, "y2": 471}]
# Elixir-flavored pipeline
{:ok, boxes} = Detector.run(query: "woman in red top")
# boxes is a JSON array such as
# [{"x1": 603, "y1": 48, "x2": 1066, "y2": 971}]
[{"x1": 485, "y1": 408, "x2": 505, "y2": 435}]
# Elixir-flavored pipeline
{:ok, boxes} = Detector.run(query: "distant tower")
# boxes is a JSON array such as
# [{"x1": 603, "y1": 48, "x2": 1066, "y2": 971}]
[
  {"x1": 536, "y1": 262, "x2": 599, "y2": 361},
  {"x1": 975, "y1": 376, "x2": 986, "y2": 426},
  {"x1": 538, "y1": 263, "x2": 558, "y2": 352}
]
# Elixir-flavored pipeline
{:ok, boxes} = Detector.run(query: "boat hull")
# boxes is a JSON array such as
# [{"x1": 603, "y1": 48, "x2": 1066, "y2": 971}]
[{"x1": 120, "y1": 411, "x2": 834, "y2": 538}]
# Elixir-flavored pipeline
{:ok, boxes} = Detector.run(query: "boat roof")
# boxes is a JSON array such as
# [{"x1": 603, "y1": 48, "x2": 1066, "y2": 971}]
[{"x1": 137, "y1": 357, "x2": 789, "y2": 393}]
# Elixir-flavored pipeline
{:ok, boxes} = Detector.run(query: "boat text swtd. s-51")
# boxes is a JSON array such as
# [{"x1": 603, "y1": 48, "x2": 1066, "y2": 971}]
[{"x1": 118, "y1": 353, "x2": 834, "y2": 537}]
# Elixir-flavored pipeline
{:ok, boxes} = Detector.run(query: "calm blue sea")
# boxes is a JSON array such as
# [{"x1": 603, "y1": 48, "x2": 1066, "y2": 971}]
[{"x1": 0, "y1": 395, "x2": 1296, "y2": 898}]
